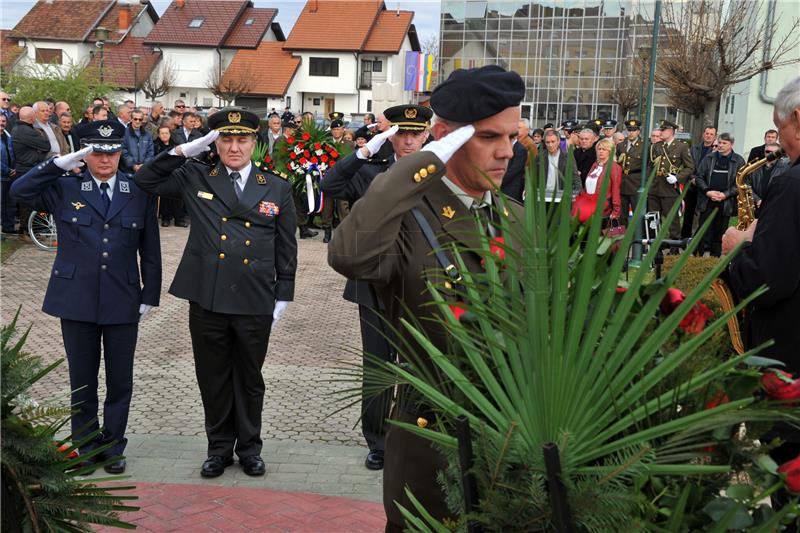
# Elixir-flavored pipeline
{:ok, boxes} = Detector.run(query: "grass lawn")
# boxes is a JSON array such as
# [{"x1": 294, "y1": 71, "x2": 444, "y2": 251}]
[{"x1": 0, "y1": 237, "x2": 22, "y2": 264}]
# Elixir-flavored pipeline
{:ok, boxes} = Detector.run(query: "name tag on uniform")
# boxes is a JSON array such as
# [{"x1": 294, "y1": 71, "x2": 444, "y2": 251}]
[{"x1": 197, "y1": 191, "x2": 214, "y2": 200}]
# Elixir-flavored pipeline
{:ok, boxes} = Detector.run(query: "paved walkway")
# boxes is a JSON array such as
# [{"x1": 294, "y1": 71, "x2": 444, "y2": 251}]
[{"x1": 1, "y1": 227, "x2": 386, "y2": 530}]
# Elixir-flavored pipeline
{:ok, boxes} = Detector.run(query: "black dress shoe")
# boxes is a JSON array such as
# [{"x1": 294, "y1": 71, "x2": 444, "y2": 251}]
[
  {"x1": 239, "y1": 455, "x2": 266, "y2": 476},
  {"x1": 299, "y1": 226, "x2": 318, "y2": 239},
  {"x1": 161, "y1": 220, "x2": 171, "y2": 227},
  {"x1": 323, "y1": 228, "x2": 332, "y2": 243},
  {"x1": 201, "y1": 455, "x2": 234, "y2": 478},
  {"x1": 104, "y1": 459, "x2": 126, "y2": 474},
  {"x1": 365, "y1": 451, "x2": 384, "y2": 470},
  {"x1": 175, "y1": 220, "x2": 189, "y2": 228}
]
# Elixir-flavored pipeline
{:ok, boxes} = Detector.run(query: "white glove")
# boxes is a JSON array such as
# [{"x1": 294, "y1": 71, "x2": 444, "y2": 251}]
[
  {"x1": 175, "y1": 131, "x2": 219, "y2": 158},
  {"x1": 358, "y1": 125, "x2": 398, "y2": 159},
  {"x1": 139, "y1": 304, "x2": 153, "y2": 320},
  {"x1": 54, "y1": 146, "x2": 92, "y2": 171},
  {"x1": 666, "y1": 174, "x2": 678, "y2": 185},
  {"x1": 422, "y1": 125, "x2": 475, "y2": 164},
  {"x1": 271, "y1": 301, "x2": 289, "y2": 330},
  {"x1": 367, "y1": 123, "x2": 377, "y2": 130}
]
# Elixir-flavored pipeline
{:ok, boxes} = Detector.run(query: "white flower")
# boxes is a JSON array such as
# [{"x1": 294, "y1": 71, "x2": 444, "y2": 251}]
[{"x1": 315, "y1": 149, "x2": 323, "y2": 156}]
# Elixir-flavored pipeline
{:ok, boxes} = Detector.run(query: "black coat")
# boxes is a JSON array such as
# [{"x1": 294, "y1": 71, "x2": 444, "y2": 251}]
[
  {"x1": 500, "y1": 140, "x2": 528, "y2": 202},
  {"x1": 728, "y1": 157, "x2": 800, "y2": 374},
  {"x1": 573, "y1": 143, "x2": 597, "y2": 184},
  {"x1": 170, "y1": 128, "x2": 202, "y2": 145},
  {"x1": 695, "y1": 151, "x2": 745, "y2": 216},
  {"x1": 11, "y1": 121, "x2": 50, "y2": 174},
  {"x1": 134, "y1": 153, "x2": 297, "y2": 315},
  {"x1": 747, "y1": 144, "x2": 765, "y2": 164},
  {"x1": 321, "y1": 150, "x2": 391, "y2": 306}
]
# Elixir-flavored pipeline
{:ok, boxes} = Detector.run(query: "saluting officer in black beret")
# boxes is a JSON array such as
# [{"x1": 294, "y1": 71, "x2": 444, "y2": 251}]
[
  {"x1": 322, "y1": 104, "x2": 432, "y2": 472},
  {"x1": 617, "y1": 119, "x2": 644, "y2": 225},
  {"x1": 135, "y1": 108, "x2": 297, "y2": 478},
  {"x1": 12, "y1": 121, "x2": 162, "y2": 474},
  {"x1": 328, "y1": 65, "x2": 527, "y2": 531}
]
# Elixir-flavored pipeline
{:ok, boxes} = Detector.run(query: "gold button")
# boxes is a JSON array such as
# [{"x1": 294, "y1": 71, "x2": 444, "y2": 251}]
[
  {"x1": 245, "y1": 240, "x2": 251, "y2": 246},
  {"x1": 221, "y1": 234, "x2": 227, "y2": 241},
  {"x1": 245, "y1": 221, "x2": 251, "y2": 228},
  {"x1": 413, "y1": 173, "x2": 421, "y2": 183},
  {"x1": 218, "y1": 252, "x2": 225, "y2": 259},
  {"x1": 419, "y1": 168, "x2": 428, "y2": 178},
  {"x1": 222, "y1": 217, "x2": 228, "y2": 222},
  {"x1": 416, "y1": 417, "x2": 428, "y2": 429},
  {"x1": 243, "y1": 258, "x2": 249, "y2": 265},
  {"x1": 426, "y1": 164, "x2": 437, "y2": 174}
]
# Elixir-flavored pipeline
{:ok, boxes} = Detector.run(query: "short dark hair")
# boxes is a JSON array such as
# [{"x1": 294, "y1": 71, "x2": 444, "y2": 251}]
[
  {"x1": 92, "y1": 104, "x2": 104, "y2": 115},
  {"x1": 765, "y1": 129, "x2": 778, "y2": 137},
  {"x1": 365, "y1": 113, "x2": 375, "y2": 122},
  {"x1": 543, "y1": 129, "x2": 559, "y2": 141},
  {"x1": 182, "y1": 111, "x2": 196, "y2": 120},
  {"x1": 532, "y1": 128, "x2": 544, "y2": 136},
  {"x1": 167, "y1": 110, "x2": 181, "y2": 118},
  {"x1": 703, "y1": 125, "x2": 717, "y2": 132},
  {"x1": 718, "y1": 132, "x2": 734, "y2": 143}
]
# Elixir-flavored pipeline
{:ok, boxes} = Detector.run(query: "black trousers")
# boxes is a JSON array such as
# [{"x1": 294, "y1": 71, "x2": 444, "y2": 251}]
[
  {"x1": 159, "y1": 197, "x2": 187, "y2": 223},
  {"x1": 680, "y1": 183, "x2": 698, "y2": 238},
  {"x1": 697, "y1": 202, "x2": 729, "y2": 257},
  {"x1": 358, "y1": 304, "x2": 394, "y2": 453},
  {"x1": 61, "y1": 319, "x2": 139, "y2": 457},
  {"x1": 188, "y1": 302, "x2": 272, "y2": 458},
  {"x1": 619, "y1": 193, "x2": 638, "y2": 227},
  {"x1": 647, "y1": 195, "x2": 682, "y2": 239}
]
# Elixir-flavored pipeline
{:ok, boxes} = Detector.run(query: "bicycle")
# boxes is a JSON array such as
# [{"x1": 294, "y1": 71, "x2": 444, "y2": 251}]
[{"x1": 28, "y1": 211, "x2": 57, "y2": 251}]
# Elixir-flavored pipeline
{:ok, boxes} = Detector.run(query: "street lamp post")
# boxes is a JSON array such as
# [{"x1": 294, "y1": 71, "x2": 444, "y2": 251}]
[
  {"x1": 94, "y1": 26, "x2": 109, "y2": 84},
  {"x1": 131, "y1": 54, "x2": 141, "y2": 107}
]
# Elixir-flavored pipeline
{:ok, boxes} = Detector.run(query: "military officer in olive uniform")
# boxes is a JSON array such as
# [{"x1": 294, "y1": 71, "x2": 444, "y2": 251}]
[
  {"x1": 648, "y1": 119, "x2": 694, "y2": 240},
  {"x1": 11, "y1": 121, "x2": 161, "y2": 475},
  {"x1": 329, "y1": 65, "x2": 526, "y2": 532},
  {"x1": 617, "y1": 119, "x2": 644, "y2": 225},
  {"x1": 319, "y1": 111, "x2": 353, "y2": 242},
  {"x1": 134, "y1": 108, "x2": 297, "y2": 478},
  {"x1": 322, "y1": 104, "x2": 432, "y2": 471}
]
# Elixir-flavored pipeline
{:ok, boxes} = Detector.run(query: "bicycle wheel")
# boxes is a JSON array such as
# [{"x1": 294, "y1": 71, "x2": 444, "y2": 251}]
[{"x1": 28, "y1": 211, "x2": 58, "y2": 251}]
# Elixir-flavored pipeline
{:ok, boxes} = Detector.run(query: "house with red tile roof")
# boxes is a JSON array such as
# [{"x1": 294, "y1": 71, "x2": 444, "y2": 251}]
[
  {"x1": 275, "y1": 0, "x2": 420, "y2": 120},
  {"x1": 144, "y1": 0, "x2": 285, "y2": 110}
]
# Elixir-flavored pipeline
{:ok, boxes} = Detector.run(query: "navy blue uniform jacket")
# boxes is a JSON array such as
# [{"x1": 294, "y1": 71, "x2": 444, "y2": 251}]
[{"x1": 11, "y1": 159, "x2": 161, "y2": 324}]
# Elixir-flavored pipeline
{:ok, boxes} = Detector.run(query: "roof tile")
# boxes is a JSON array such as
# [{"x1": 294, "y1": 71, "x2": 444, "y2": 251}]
[
  {"x1": 284, "y1": 0, "x2": 383, "y2": 52},
  {"x1": 222, "y1": 7, "x2": 276, "y2": 48},
  {"x1": 145, "y1": 0, "x2": 249, "y2": 48},
  {"x1": 85, "y1": 36, "x2": 162, "y2": 88},
  {"x1": 223, "y1": 42, "x2": 300, "y2": 96},
  {"x1": 0, "y1": 30, "x2": 26, "y2": 72},
  {"x1": 88, "y1": 3, "x2": 155, "y2": 44},
  {"x1": 12, "y1": 0, "x2": 114, "y2": 42},
  {"x1": 362, "y1": 10, "x2": 413, "y2": 53}
]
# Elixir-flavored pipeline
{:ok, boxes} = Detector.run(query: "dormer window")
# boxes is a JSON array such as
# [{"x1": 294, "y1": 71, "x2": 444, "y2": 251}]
[
  {"x1": 188, "y1": 18, "x2": 204, "y2": 28},
  {"x1": 244, "y1": 18, "x2": 255, "y2": 25}
]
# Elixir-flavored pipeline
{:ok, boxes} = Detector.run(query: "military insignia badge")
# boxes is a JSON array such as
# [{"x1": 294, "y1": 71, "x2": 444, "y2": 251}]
[
  {"x1": 209, "y1": 167, "x2": 219, "y2": 177},
  {"x1": 404, "y1": 107, "x2": 418, "y2": 119},
  {"x1": 98, "y1": 125, "x2": 114, "y2": 138},
  {"x1": 119, "y1": 181, "x2": 130, "y2": 193},
  {"x1": 228, "y1": 112, "x2": 242, "y2": 124},
  {"x1": 256, "y1": 174, "x2": 267, "y2": 185},
  {"x1": 71, "y1": 201, "x2": 86, "y2": 210},
  {"x1": 81, "y1": 181, "x2": 93, "y2": 191},
  {"x1": 259, "y1": 201, "x2": 280, "y2": 217},
  {"x1": 442, "y1": 206, "x2": 456, "y2": 219}
]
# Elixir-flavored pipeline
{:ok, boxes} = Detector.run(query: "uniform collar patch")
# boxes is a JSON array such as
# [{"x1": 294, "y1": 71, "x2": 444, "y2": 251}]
[
  {"x1": 81, "y1": 181, "x2": 93, "y2": 191},
  {"x1": 119, "y1": 181, "x2": 130, "y2": 193},
  {"x1": 256, "y1": 174, "x2": 266, "y2": 185}
]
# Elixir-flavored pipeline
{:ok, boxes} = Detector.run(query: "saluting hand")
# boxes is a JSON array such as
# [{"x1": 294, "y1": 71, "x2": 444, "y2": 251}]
[
  {"x1": 54, "y1": 146, "x2": 93, "y2": 171},
  {"x1": 176, "y1": 130, "x2": 219, "y2": 158},
  {"x1": 422, "y1": 124, "x2": 475, "y2": 164},
  {"x1": 357, "y1": 125, "x2": 398, "y2": 160}
]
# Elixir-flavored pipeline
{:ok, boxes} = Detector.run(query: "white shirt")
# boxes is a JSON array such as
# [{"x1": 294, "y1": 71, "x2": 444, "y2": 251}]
[
  {"x1": 226, "y1": 162, "x2": 252, "y2": 189},
  {"x1": 183, "y1": 127, "x2": 193, "y2": 141},
  {"x1": 546, "y1": 152, "x2": 561, "y2": 201},
  {"x1": 91, "y1": 174, "x2": 117, "y2": 201},
  {"x1": 585, "y1": 164, "x2": 604, "y2": 194},
  {"x1": 35, "y1": 121, "x2": 60, "y2": 156},
  {"x1": 441, "y1": 176, "x2": 492, "y2": 210}
]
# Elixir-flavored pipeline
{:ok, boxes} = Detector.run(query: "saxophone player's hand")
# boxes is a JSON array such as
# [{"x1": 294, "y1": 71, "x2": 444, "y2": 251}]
[{"x1": 722, "y1": 220, "x2": 758, "y2": 255}]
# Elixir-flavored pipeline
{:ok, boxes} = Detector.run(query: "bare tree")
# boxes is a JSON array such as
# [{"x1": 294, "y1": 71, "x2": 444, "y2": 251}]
[
  {"x1": 420, "y1": 34, "x2": 439, "y2": 58},
  {"x1": 611, "y1": 71, "x2": 643, "y2": 122},
  {"x1": 207, "y1": 61, "x2": 254, "y2": 106},
  {"x1": 654, "y1": 0, "x2": 800, "y2": 126},
  {"x1": 141, "y1": 59, "x2": 177, "y2": 101}
]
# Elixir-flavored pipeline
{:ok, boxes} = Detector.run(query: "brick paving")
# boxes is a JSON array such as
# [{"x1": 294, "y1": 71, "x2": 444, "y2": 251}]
[{"x1": 0, "y1": 227, "x2": 387, "y2": 529}]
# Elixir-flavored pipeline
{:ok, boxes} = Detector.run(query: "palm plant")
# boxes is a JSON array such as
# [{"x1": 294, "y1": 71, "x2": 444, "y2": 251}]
[{"x1": 358, "y1": 152, "x2": 797, "y2": 531}]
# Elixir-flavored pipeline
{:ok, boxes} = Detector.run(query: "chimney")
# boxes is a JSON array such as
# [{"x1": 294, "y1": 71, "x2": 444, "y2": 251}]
[
  {"x1": 175, "y1": 0, "x2": 185, "y2": 8},
  {"x1": 118, "y1": 6, "x2": 132, "y2": 31}
]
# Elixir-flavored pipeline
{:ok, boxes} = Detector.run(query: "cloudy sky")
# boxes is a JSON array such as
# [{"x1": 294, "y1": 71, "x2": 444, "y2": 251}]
[{"x1": 1, "y1": 0, "x2": 441, "y2": 43}]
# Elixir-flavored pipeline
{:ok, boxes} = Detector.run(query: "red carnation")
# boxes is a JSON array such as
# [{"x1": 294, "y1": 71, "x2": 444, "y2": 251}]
[
  {"x1": 303, "y1": 150, "x2": 310, "y2": 157},
  {"x1": 302, "y1": 132, "x2": 311, "y2": 141},
  {"x1": 289, "y1": 152, "x2": 297, "y2": 160},
  {"x1": 678, "y1": 302, "x2": 714, "y2": 335},
  {"x1": 56, "y1": 442, "x2": 79, "y2": 460},
  {"x1": 300, "y1": 158, "x2": 307, "y2": 165},
  {"x1": 329, "y1": 160, "x2": 336, "y2": 167},
  {"x1": 761, "y1": 370, "x2": 800, "y2": 401},
  {"x1": 297, "y1": 142, "x2": 305, "y2": 149},
  {"x1": 705, "y1": 390, "x2": 729, "y2": 410},
  {"x1": 321, "y1": 154, "x2": 329, "y2": 163},
  {"x1": 449, "y1": 304, "x2": 465, "y2": 321},
  {"x1": 287, "y1": 136, "x2": 295, "y2": 144},
  {"x1": 315, "y1": 143, "x2": 322, "y2": 150},
  {"x1": 777, "y1": 455, "x2": 800, "y2": 493},
  {"x1": 660, "y1": 288, "x2": 686, "y2": 315},
  {"x1": 616, "y1": 287, "x2": 628, "y2": 294},
  {"x1": 311, "y1": 156, "x2": 318, "y2": 164}
]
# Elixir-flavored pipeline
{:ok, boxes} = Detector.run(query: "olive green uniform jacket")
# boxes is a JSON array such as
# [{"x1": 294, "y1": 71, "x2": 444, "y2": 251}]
[{"x1": 648, "y1": 139, "x2": 694, "y2": 197}]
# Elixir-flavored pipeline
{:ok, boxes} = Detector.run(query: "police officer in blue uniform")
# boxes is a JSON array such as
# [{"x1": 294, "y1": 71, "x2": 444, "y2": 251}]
[{"x1": 11, "y1": 120, "x2": 161, "y2": 474}]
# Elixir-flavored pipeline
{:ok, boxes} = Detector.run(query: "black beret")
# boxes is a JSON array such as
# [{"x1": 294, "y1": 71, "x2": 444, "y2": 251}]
[
  {"x1": 384, "y1": 104, "x2": 432, "y2": 132},
  {"x1": 208, "y1": 107, "x2": 259, "y2": 135},
  {"x1": 78, "y1": 120, "x2": 126, "y2": 152},
  {"x1": 430, "y1": 65, "x2": 525, "y2": 122}
]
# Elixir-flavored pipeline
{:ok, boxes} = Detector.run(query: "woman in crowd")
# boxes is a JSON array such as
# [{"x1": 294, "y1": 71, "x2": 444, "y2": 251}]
[
  {"x1": 575, "y1": 138, "x2": 622, "y2": 224},
  {"x1": 343, "y1": 130, "x2": 356, "y2": 144}
]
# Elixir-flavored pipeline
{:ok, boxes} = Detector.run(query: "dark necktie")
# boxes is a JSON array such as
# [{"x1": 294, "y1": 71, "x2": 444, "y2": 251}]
[
  {"x1": 99, "y1": 182, "x2": 111, "y2": 215},
  {"x1": 231, "y1": 171, "x2": 243, "y2": 200}
]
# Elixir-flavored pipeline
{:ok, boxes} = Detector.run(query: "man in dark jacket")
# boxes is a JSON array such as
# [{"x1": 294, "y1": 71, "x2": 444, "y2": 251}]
[
  {"x1": 11, "y1": 106, "x2": 51, "y2": 238},
  {"x1": 134, "y1": 108, "x2": 297, "y2": 480},
  {"x1": 694, "y1": 133, "x2": 744, "y2": 256},
  {"x1": 746, "y1": 128, "x2": 779, "y2": 163},
  {"x1": 684, "y1": 126, "x2": 717, "y2": 238},
  {"x1": 322, "y1": 104, "x2": 431, "y2": 472},
  {"x1": 500, "y1": 138, "x2": 528, "y2": 202},
  {"x1": 0, "y1": 113, "x2": 16, "y2": 234},
  {"x1": 618, "y1": 119, "x2": 644, "y2": 224},
  {"x1": 122, "y1": 109, "x2": 154, "y2": 173},
  {"x1": 573, "y1": 126, "x2": 598, "y2": 184}
]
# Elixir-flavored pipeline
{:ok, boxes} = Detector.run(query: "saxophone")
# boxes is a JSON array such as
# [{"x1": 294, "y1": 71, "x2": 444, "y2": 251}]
[{"x1": 710, "y1": 148, "x2": 785, "y2": 354}]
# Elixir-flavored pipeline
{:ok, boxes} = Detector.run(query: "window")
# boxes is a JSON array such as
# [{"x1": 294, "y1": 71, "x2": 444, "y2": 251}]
[
  {"x1": 371, "y1": 60, "x2": 382, "y2": 73},
  {"x1": 309, "y1": 57, "x2": 339, "y2": 77},
  {"x1": 244, "y1": 18, "x2": 255, "y2": 25},
  {"x1": 35, "y1": 48, "x2": 62, "y2": 64},
  {"x1": 188, "y1": 18, "x2": 204, "y2": 28},
  {"x1": 286, "y1": 96, "x2": 291, "y2": 109},
  {"x1": 313, "y1": 97, "x2": 321, "y2": 106},
  {"x1": 367, "y1": 99, "x2": 372, "y2": 112}
]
